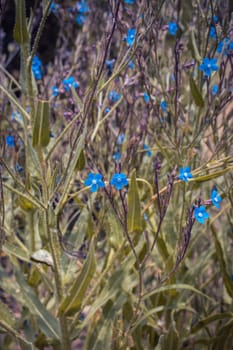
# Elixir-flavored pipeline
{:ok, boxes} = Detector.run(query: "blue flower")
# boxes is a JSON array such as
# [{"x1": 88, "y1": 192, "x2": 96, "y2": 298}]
[
  {"x1": 76, "y1": 0, "x2": 89, "y2": 13},
  {"x1": 113, "y1": 152, "x2": 121, "y2": 161},
  {"x1": 211, "y1": 84, "x2": 218, "y2": 95},
  {"x1": 143, "y1": 144, "x2": 152, "y2": 157},
  {"x1": 51, "y1": 85, "x2": 59, "y2": 97},
  {"x1": 168, "y1": 22, "x2": 178, "y2": 36},
  {"x1": 143, "y1": 92, "x2": 150, "y2": 103},
  {"x1": 125, "y1": 28, "x2": 136, "y2": 46},
  {"x1": 84, "y1": 173, "x2": 105, "y2": 193},
  {"x1": 213, "y1": 15, "x2": 218, "y2": 23},
  {"x1": 62, "y1": 76, "x2": 79, "y2": 91},
  {"x1": 128, "y1": 60, "x2": 135, "y2": 69},
  {"x1": 210, "y1": 26, "x2": 217, "y2": 39},
  {"x1": 32, "y1": 55, "x2": 43, "y2": 80},
  {"x1": 124, "y1": 0, "x2": 134, "y2": 4},
  {"x1": 110, "y1": 173, "x2": 128, "y2": 190},
  {"x1": 16, "y1": 163, "x2": 23, "y2": 173},
  {"x1": 211, "y1": 188, "x2": 222, "y2": 209},
  {"x1": 104, "y1": 107, "x2": 110, "y2": 114},
  {"x1": 117, "y1": 133, "x2": 125, "y2": 145},
  {"x1": 108, "y1": 90, "x2": 121, "y2": 103},
  {"x1": 194, "y1": 206, "x2": 209, "y2": 224},
  {"x1": 160, "y1": 100, "x2": 167, "y2": 112},
  {"x1": 76, "y1": 14, "x2": 87, "y2": 25},
  {"x1": 178, "y1": 166, "x2": 193, "y2": 182},
  {"x1": 105, "y1": 59, "x2": 115, "y2": 73},
  {"x1": 199, "y1": 57, "x2": 219, "y2": 77},
  {"x1": 6, "y1": 135, "x2": 15, "y2": 148},
  {"x1": 50, "y1": 2, "x2": 60, "y2": 13}
]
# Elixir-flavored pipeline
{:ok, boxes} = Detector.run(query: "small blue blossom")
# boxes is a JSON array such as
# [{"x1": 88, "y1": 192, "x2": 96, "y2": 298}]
[
  {"x1": 76, "y1": 14, "x2": 87, "y2": 25},
  {"x1": 160, "y1": 100, "x2": 167, "y2": 112},
  {"x1": 143, "y1": 144, "x2": 152, "y2": 157},
  {"x1": 117, "y1": 133, "x2": 125, "y2": 145},
  {"x1": 108, "y1": 90, "x2": 121, "y2": 103},
  {"x1": 128, "y1": 60, "x2": 135, "y2": 69},
  {"x1": 216, "y1": 38, "x2": 233, "y2": 56},
  {"x1": 110, "y1": 173, "x2": 128, "y2": 190},
  {"x1": 144, "y1": 213, "x2": 149, "y2": 221},
  {"x1": 211, "y1": 188, "x2": 222, "y2": 209},
  {"x1": 84, "y1": 173, "x2": 105, "y2": 193},
  {"x1": 168, "y1": 22, "x2": 178, "y2": 36},
  {"x1": 6, "y1": 135, "x2": 15, "y2": 148},
  {"x1": 105, "y1": 59, "x2": 115, "y2": 73},
  {"x1": 209, "y1": 26, "x2": 217, "y2": 39},
  {"x1": 50, "y1": 2, "x2": 60, "y2": 13},
  {"x1": 51, "y1": 85, "x2": 59, "y2": 97},
  {"x1": 199, "y1": 57, "x2": 219, "y2": 77},
  {"x1": 211, "y1": 84, "x2": 218, "y2": 95},
  {"x1": 32, "y1": 55, "x2": 43, "y2": 80},
  {"x1": 76, "y1": 0, "x2": 89, "y2": 13},
  {"x1": 125, "y1": 28, "x2": 136, "y2": 46},
  {"x1": 113, "y1": 152, "x2": 121, "y2": 161},
  {"x1": 16, "y1": 163, "x2": 23, "y2": 173},
  {"x1": 11, "y1": 111, "x2": 22, "y2": 121},
  {"x1": 194, "y1": 206, "x2": 209, "y2": 224},
  {"x1": 213, "y1": 15, "x2": 218, "y2": 23},
  {"x1": 105, "y1": 107, "x2": 111, "y2": 114},
  {"x1": 178, "y1": 166, "x2": 193, "y2": 182},
  {"x1": 143, "y1": 92, "x2": 150, "y2": 103},
  {"x1": 124, "y1": 0, "x2": 134, "y2": 4},
  {"x1": 62, "y1": 76, "x2": 79, "y2": 91}
]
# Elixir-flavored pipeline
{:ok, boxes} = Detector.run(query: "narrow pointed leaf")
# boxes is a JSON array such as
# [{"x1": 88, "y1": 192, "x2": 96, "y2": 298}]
[
  {"x1": 58, "y1": 240, "x2": 96, "y2": 316},
  {"x1": 16, "y1": 272, "x2": 60, "y2": 340},
  {"x1": 127, "y1": 169, "x2": 142, "y2": 233},
  {"x1": 190, "y1": 77, "x2": 205, "y2": 108},
  {"x1": 33, "y1": 100, "x2": 50, "y2": 148},
  {"x1": 13, "y1": 0, "x2": 29, "y2": 44}
]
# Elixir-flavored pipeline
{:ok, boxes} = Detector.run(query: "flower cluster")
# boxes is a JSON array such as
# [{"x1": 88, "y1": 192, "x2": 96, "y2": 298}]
[
  {"x1": 125, "y1": 28, "x2": 136, "y2": 46},
  {"x1": 63, "y1": 76, "x2": 79, "y2": 91},
  {"x1": 84, "y1": 173, "x2": 129, "y2": 192},
  {"x1": 108, "y1": 90, "x2": 121, "y2": 103},
  {"x1": 76, "y1": 0, "x2": 89, "y2": 26},
  {"x1": 194, "y1": 188, "x2": 222, "y2": 224},
  {"x1": 32, "y1": 55, "x2": 43, "y2": 80},
  {"x1": 168, "y1": 22, "x2": 178, "y2": 35}
]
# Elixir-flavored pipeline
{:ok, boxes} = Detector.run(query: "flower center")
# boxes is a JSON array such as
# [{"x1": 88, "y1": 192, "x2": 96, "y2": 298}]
[
  {"x1": 184, "y1": 172, "x2": 188, "y2": 177},
  {"x1": 117, "y1": 177, "x2": 121, "y2": 182},
  {"x1": 207, "y1": 64, "x2": 211, "y2": 68},
  {"x1": 92, "y1": 180, "x2": 97, "y2": 184},
  {"x1": 198, "y1": 212, "x2": 203, "y2": 217}
]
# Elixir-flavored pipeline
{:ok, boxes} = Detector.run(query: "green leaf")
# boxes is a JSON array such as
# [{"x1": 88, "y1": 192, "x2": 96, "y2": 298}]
[
  {"x1": 188, "y1": 30, "x2": 202, "y2": 63},
  {"x1": 75, "y1": 149, "x2": 85, "y2": 171},
  {"x1": 55, "y1": 121, "x2": 87, "y2": 214},
  {"x1": 212, "y1": 227, "x2": 233, "y2": 299},
  {"x1": 32, "y1": 100, "x2": 50, "y2": 148},
  {"x1": 106, "y1": 209, "x2": 124, "y2": 249},
  {"x1": 191, "y1": 312, "x2": 233, "y2": 333},
  {"x1": 13, "y1": 0, "x2": 29, "y2": 44},
  {"x1": 190, "y1": 77, "x2": 205, "y2": 108},
  {"x1": 0, "y1": 302, "x2": 35, "y2": 350},
  {"x1": 71, "y1": 86, "x2": 83, "y2": 111},
  {"x1": 0, "y1": 301, "x2": 15, "y2": 328},
  {"x1": 143, "y1": 283, "x2": 214, "y2": 302},
  {"x1": 3, "y1": 241, "x2": 30, "y2": 263},
  {"x1": 58, "y1": 239, "x2": 96, "y2": 316},
  {"x1": 16, "y1": 272, "x2": 61, "y2": 340},
  {"x1": 127, "y1": 169, "x2": 142, "y2": 233}
]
